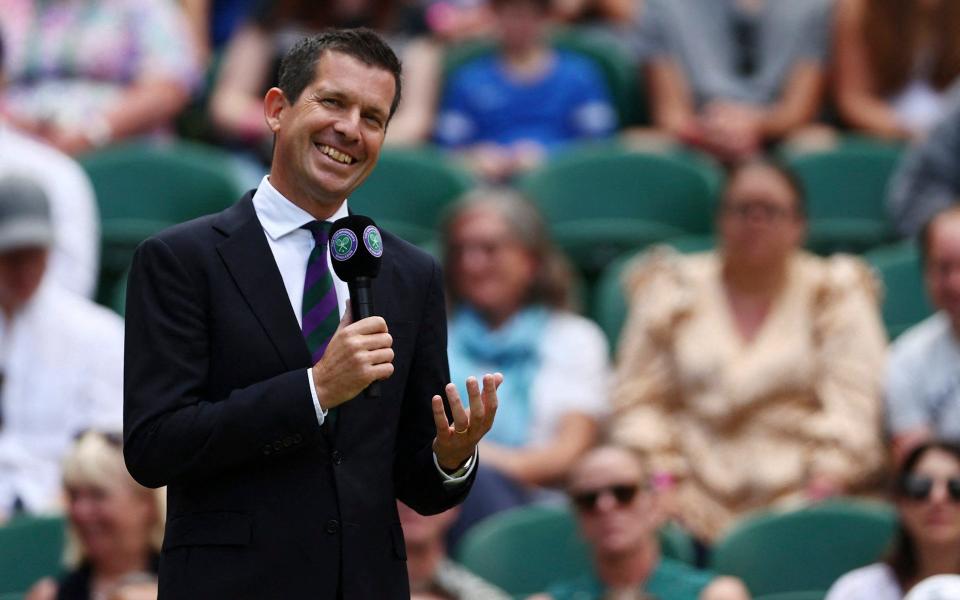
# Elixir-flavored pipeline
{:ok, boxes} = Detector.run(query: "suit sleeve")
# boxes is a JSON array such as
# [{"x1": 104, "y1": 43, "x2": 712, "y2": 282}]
[
  {"x1": 123, "y1": 236, "x2": 322, "y2": 488},
  {"x1": 392, "y1": 258, "x2": 474, "y2": 514}
]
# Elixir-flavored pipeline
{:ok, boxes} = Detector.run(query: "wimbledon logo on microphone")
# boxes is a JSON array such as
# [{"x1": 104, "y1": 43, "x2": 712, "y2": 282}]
[
  {"x1": 331, "y1": 228, "x2": 358, "y2": 261},
  {"x1": 363, "y1": 225, "x2": 383, "y2": 258}
]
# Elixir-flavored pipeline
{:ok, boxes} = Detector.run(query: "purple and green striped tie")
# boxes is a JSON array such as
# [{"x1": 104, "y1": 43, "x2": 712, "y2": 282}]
[{"x1": 302, "y1": 221, "x2": 340, "y2": 363}]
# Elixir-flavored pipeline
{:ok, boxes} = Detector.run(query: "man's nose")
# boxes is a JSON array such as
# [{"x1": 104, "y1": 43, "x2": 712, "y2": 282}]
[{"x1": 333, "y1": 109, "x2": 361, "y2": 142}]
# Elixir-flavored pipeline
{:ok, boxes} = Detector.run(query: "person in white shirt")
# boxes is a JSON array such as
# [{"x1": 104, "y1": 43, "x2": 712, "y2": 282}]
[
  {"x1": 0, "y1": 175, "x2": 123, "y2": 520},
  {"x1": 886, "y1": 206, "x2": 960, "y2": 463}
]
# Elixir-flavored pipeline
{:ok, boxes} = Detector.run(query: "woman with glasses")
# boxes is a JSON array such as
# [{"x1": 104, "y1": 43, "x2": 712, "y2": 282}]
[
  {"x1": 26, "y1": 431, "x2": 165, "y2": 600},
  {"x1": 826, "y1": 441, "x2": 960, "y2": 599},
  {"x1": 441, "y1": 187, "x2": 611, "y2": 543},
  {"x1": 537, "y1": 445, "x2": 749, "y2": 599},
  {"x1": 610, "y1": 158, "x2": 887, "y2": 545}
]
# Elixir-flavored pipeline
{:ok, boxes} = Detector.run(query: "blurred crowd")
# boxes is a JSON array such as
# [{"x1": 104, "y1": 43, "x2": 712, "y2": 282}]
[{"x1": 3, "y1": 0, "x2": 960, "y2": 598}]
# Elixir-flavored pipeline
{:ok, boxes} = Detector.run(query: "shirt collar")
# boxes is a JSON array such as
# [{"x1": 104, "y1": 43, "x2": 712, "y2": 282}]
[{"x1": 252, "y1": 175, "x2": 350, "y2": 242}]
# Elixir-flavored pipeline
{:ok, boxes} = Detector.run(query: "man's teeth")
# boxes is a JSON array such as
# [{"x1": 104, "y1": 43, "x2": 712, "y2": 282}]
[{"x1": 317, "y1": 144, "x2": 354, "y2": 165}]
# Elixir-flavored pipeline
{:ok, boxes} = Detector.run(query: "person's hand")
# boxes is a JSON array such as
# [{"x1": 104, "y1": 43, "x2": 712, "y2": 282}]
[
  {"x1": 701, "y1": 102, "x2": 764, "y2": 161},
  {"x1": 432, "y1": 373, "x2": 502, "y2": 471},
  {"x1": 311, "y1": 308, "x2": 394, "y2": 410}
]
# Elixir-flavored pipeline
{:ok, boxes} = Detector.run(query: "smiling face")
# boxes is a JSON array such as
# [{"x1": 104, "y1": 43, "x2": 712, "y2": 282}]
[
  {"x1": 265, "y1": 50, "x2": 396, "y2": 218},
  {"x1": 898, "y1": 447, "x2": 960, "y2": 548},
  {"x1": 447, "y1": 205, "x2": 538, "y2": 326}
]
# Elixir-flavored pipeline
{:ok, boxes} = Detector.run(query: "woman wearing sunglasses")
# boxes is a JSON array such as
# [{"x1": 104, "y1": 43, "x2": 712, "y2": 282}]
[
  {"x1": 826, "y1": 441, "x2": 960, "y2": 599},
  {"x1": 537, "y1": 445, "x2": 749, "y2": 600}
]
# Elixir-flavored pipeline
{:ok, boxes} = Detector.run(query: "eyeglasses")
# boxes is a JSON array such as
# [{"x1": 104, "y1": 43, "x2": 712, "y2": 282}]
[
  {"x1": 900, "y1": 474, "x2": 960, "y2": 502},
  {"x1": 721, "y1": 202, "x2": 796, "y2": 222},
  {"x1": 570, "y1": 483, "x2": 639, "y2": 512}
]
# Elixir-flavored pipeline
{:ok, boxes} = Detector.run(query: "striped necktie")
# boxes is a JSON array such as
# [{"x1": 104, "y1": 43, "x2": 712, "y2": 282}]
[{"x1": 301, "y1": 221, "x2": 339, "y2": 363}]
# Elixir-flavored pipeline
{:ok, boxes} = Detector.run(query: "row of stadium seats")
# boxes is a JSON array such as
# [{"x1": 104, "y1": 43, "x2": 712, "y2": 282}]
[
  {"x1": 81, "y1": 137, "x2": 923, "y2": 339},
  {"x1": 454, "y1": 499, "x2": 897, "y2": 599}
]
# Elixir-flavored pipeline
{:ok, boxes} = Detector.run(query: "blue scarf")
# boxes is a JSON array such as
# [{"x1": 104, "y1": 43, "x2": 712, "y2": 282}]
[{"x1": 447, "y1": 306, "x2": 549, "y2": 447}]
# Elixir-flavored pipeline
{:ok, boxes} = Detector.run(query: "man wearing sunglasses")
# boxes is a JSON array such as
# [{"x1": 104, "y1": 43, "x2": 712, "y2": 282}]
[{"x1": 540, "y1": 445, "x2": 749, "y2": 600}]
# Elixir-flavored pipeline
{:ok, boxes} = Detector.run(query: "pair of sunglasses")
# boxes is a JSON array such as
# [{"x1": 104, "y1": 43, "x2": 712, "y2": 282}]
[
  {"x1": 570, "y1": 483, "x2": 639, "y2": 512},
  {"x1": 900, "y1": 475, "x2": 960, "y2": 502}
]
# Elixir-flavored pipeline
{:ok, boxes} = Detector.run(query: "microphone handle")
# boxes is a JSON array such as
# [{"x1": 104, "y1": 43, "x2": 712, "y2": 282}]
[{"x1": 350, "y1": 277, "x2": 380, "y2": 399}]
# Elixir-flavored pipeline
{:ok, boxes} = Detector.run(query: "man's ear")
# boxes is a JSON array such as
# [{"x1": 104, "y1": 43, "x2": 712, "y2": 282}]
[{"x1": 264, "y1": 87, "x2": 289, "y2": 133}]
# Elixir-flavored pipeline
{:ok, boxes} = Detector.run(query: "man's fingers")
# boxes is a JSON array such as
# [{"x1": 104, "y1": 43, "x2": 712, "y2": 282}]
[
  {"x1": 467, "y1": 376, "x2": 485, "y2": 422},
  {"x1": 431, "y1": 395, "x2": 451, "y2": 437},
  {"x1": 446, "y1": 382, "x2": 469, "y2": 432},
  {"x1": 348, "y1": 315, "x2": 389, "y2": 335}
]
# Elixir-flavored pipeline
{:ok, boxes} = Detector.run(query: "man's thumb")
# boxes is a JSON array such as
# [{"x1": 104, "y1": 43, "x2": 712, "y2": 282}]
[{"x1": 337, "y1": 301, "x2": 352, "y2": 329}]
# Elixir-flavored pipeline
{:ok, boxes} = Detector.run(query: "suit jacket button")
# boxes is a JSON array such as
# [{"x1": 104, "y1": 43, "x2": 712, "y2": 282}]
[
  {"x1": 326, "y1": 519, "x2": 340, "y2": 534},
  {"x1": 332, "y1": 450, "x2": 342, "y2": 465},
  {"x1": 283, "y1": 436, "x2": 293, "y2": 448},
  {"x1": 262, "y1": 445, "x2": 272, "y2": 456},
  {"x1": 273, "y1": 440, "x2": 283, "y2": 451},
  {"x1": 293, "y1": 434, "x2": 303, "y2": 444}
]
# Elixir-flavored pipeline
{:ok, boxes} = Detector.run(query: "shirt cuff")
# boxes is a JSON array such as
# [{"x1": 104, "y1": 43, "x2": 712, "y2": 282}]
[
  {"x1": 306, "y1": 368, "x2": 327, "y2": 427},
  {"x1": 434, "y1": 447, "x2": 478, "y2": 488}
]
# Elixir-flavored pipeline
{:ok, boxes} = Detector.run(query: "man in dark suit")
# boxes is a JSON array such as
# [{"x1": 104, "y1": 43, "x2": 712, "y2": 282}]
[{"x1": 123, "y1": 29, "x2": 499, "y2": 598}]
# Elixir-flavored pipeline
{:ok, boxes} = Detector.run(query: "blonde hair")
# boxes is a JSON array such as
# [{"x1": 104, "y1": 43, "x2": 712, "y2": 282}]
[{"x1": 61, "y1": 431, "x2": 166, "y2": 567}]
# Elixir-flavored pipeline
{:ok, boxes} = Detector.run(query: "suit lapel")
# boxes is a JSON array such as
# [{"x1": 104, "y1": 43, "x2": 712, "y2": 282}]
[{"x1": 215, "y1": 195, "x2": 313, "y2": 372}]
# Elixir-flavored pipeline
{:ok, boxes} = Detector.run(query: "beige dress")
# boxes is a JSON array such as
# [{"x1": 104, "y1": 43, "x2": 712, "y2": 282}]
[{"x1": 610, "y1": 248, "x2": 887, "y2": 542}]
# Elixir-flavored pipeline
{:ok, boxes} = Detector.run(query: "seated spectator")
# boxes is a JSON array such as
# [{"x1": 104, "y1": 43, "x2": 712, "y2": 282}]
[
  {"x1": 638, "y1": 0, "x2": 832, "y2": 163},
  {"x1": 888, "y1": 83, "x2": 960, "y2": 237},
  {"x1": 399, "y1": 501, "x2": 510, "y2": 599},
  {"x1": 26, "y1": 431, "x2": 164, "y2": 600},
  {"x1": 537, "y1": 445, "x2": 750, "y2": 600},
  {"x1": 825, "y1": 441, "x2": 960, "y2": 600},
  {"x1": 886, "y1": 206, "x2": 960, "y2": 463},
  {"x1": 0, "y1": 33, "x2": 99, "y2": 299},
  {"x1": 441, "y1": 188, "x2": 609, "y2": 541},
  {"x1": 433, "y1": 0, "x2": 617, "y2": 182},
  {"x1": 0, "y1": 0, "x2": 198, "y2": 156},
  {"x1": 0, "y1": 175, "x2": 124, "y2": 521},
  {"x1": 834, "y1": 0, "x2": 960, "y2": 140},
  {"x1": 610, "y1": 159, "x2": 887, "y2": 544}
]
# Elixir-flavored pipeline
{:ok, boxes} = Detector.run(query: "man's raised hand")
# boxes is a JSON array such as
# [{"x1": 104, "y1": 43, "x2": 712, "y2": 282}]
[{"x1": 432, "y1": 373, "x2": 502, "y2": 471}]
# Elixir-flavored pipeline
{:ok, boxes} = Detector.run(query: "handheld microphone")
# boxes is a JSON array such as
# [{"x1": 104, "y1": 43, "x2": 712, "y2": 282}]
[{"x1": 329, "y1": 214, "x2": 384, "y2": 398}]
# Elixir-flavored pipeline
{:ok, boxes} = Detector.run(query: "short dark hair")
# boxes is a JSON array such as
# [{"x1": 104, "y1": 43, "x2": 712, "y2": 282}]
[
  {"x1": 277, "y1": 28, "x2": 402, "y2": 118},
  {"x1": 918, "y1": 204, "x2": 960, "y2": 267},
  {"x1": 721, "y1": 157, "x2": 808, "y2": 218}
]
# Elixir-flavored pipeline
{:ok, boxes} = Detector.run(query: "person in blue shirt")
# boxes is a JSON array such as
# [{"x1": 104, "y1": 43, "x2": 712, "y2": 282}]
[
  {"x1": 434, "y1": 0, "x2": 617, "y2": 182},
  {"x1": 537, "y1": 445, "x2": 751, "y2": 600}
]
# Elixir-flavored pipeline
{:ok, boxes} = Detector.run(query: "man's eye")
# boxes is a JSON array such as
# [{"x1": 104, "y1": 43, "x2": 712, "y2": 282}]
[{"x1": 322, "y1": 98, "x2": 340, "y2": 107}]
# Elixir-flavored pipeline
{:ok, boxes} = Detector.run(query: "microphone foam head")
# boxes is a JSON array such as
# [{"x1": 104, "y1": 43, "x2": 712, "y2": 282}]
[{"x1": 329, "y1": 214, "x2": 383, "y2": 281}]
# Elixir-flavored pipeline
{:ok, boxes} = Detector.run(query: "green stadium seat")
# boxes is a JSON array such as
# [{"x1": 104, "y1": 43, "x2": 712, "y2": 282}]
[
  {"x1": 80, "y1": 140, "x2": 245, "y2": 304},
  {"x1": 0, "y1": 515, "x2": 65, "y2": 594},
  {"x1": 865, "y1": 242, "x2": 936, "y2": 339},
  {"x1": 709, "y1": 499, "x2": 897, "y2": 597},
  {"x1": 782, "y1": 141, "x2": 903, "y2": 254},
  {"x1": 347, "y1": 147, "x2": 473, "y2": 245},
  {"x1": 519, "y1": 147, "x2": 721, "y2": 280},
  {"x1": 591, "y1": 236, "x2": 715, "y2": 350},
  {"x1": 455, "y1": 504, "x2": 696, "y2": 597}
]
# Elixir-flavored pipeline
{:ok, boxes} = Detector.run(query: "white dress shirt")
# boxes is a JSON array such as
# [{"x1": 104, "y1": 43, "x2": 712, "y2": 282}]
[{"x1": 250, "y1": 176, "x2": 474, "y2": 482}]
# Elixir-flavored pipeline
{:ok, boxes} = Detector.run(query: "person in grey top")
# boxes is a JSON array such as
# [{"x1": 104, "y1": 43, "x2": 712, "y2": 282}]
[
  {"x1": 886, "y1": 206, "x2": 960, "y2": 463},
  {"x1": 888, "y1": 83, "x2": 960, "y2": 237},
  {"x1": 637, "y1": 0, "x2": 833, "y2": 162}
]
